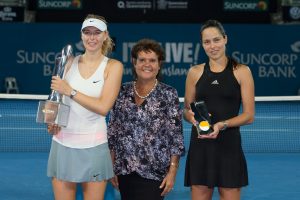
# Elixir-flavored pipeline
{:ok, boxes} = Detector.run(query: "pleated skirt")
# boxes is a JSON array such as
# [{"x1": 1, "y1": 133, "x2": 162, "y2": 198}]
[{"x1": 47, "y1": 140, "x2": 114, "y2": 182}]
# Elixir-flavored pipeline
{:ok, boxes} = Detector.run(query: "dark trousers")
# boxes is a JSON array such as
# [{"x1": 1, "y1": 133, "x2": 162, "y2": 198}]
[{"x1": 118, "y1": 172, "x2": 164, "y2": 200}]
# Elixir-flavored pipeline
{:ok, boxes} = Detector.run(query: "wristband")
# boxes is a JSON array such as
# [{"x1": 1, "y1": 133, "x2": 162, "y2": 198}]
[
  {"x1": 170, "y1": 162, "x2": 178, "y2": 168},
  {"x1": 220, "y1": 120, "x2": 228, "y2": 131},
  {"x1": 70, "y1": 89, "x2": 77, "y2": 99}
]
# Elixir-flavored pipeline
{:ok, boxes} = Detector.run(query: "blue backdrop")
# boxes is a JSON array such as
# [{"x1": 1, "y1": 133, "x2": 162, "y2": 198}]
[{"x1": 0, "y1": 23, "x2": 299, "y2": 96}]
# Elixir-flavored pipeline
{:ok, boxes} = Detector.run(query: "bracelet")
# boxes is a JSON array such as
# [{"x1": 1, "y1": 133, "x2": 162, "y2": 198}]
[
  {"x1": 170, "y1": 162, "x2": 178, "y2": 168},
  {"x1": 220, "y1": 120, "x2": 228, "y2": 131}
]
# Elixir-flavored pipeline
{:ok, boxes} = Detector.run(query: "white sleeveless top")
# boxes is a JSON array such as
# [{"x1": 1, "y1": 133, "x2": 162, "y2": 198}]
[{"x1": 53, "y1": 55, "x2": 108, "y2": 149}]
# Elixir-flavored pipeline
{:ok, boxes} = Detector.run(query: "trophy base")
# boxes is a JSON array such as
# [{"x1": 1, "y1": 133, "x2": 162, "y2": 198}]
[
  {"x1": 195, "y1": 123, "x2": 214, "y2": 135},
  {"x1": 36, "y1": 100, "x2": 70, "y2": 127}
]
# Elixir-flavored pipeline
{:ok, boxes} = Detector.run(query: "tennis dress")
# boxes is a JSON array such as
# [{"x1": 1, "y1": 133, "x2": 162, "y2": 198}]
[
  {"x1": 184, "y1": 60, "x2": 248, "y2": 188},
  {"x1": 47, "y1": 55, "x2": 114, "y2": 182}
]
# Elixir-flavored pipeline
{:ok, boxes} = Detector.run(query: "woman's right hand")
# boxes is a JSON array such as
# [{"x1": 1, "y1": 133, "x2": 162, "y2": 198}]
[
  {"x1": 47, "y1": 124, "x2": 61, "y2": 135},
  {"x1": 110, "y1": 175, "x2": 119, "y2": 191},
  {"x1": 184, "y1": 108, "x2": 197, "y2": 125}
]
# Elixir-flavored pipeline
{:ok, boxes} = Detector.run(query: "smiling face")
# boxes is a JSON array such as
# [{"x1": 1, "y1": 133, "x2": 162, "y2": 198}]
[
  {"x1": 133, "y1": 50, "x2": 160, "y2": 82},
  {"x1": 81, "y1": 26, "x2": 107, "y2": 53},
  {"x1": 201, "y1": 27, "x2": 227, "y2": 61}
]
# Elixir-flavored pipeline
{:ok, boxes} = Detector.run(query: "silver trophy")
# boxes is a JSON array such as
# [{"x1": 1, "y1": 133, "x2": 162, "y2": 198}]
[{"x1": 36, "y1": 45, "x2": 73, "y2": 127}]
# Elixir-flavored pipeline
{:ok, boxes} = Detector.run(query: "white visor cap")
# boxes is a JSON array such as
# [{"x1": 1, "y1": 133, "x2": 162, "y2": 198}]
[{"x1": 81, "y1": 18, "x2": 107, "y2": 31}]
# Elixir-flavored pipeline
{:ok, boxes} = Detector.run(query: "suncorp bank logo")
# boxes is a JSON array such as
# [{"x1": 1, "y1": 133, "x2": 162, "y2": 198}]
[
  {"x1": 16, "y1": 41, "x2": 83, "y2": 76},
  {"x1": 232, "y1": 42, "x2": 298, "y2": 78},
  {"x1": 224, "y1": 0, "x2": 268, "y2": 11},
  {"x1": 38, "y1": 0, "x2": 81, "y2": 9}
]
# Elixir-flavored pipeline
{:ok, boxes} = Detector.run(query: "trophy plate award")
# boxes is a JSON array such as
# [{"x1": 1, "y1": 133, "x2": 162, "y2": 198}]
[
  {"x1": 190, "y1": 101, "x2": 214, "y2": 135},
  {"x1": 36, "y1": 45, "x2": 73, "y2": 127}
]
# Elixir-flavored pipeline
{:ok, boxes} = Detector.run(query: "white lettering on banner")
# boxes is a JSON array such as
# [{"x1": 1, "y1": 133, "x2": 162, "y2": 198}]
[
  {"x1": 232, "y1": 51, "x2": 298, "y2": 65},
  {"x1": 122, "y1": 64, "x2": 188, "y2": 77},
  {"x1": 125, "y1": 1, "x2": 152, "y2": 9},
  {"x1": 232, "y1": 51, "x2": 298, "y2": 78},
  {"x1": 165, "y1": 42, "x2": 200, "y2": 63},
  {"x1": 194, "y1": 42, "x2": 200, "y2": 64},
  {"x1": 167, "y1": 1, "x2": 188, "y2": 9},
  {"x1": 123, "y1": 66, "x2": 133, "y2": 75},
  {"x1": 38, "y1": 0, "x2": 72, "y2": 8},
  {"x1": 122, "y1": 42, "x2": 200, "y2": 64},
  {"x1": 258, "y1": 66, "x2": 296, "y2": 78},
  {"x1": 16, "y1": 50, "x2": 57, "y2": 64},
  {"x1": 43, "y1": 65, "x2": 52, "y2": 76},
  {"x1": 166, "y1": 43, "x2": 182, "y2": 63},
  {"x1": 0, "y1": 7, "x2": 17, "y2": 21},
  {"x1": 122, "y1": 42, "x2": 135, "y2": 62},
  {"x1": 224, "y1": 2, "x2": 257, "y2": 10},
  {"x1": 165, "y1": 43, "x2": 194, "y2": 63},
  {"x1": 161, "y1": 64, "x2": 189, "y2": 77}
]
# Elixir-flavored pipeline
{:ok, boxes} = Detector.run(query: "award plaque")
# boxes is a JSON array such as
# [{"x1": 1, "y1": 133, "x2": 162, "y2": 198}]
[
  {"x1": 36, "y1": 45, "x2": 73, "y2": 127},
  {"x1": 190, "y1": 101, "x2": 214, "y2": 135}
]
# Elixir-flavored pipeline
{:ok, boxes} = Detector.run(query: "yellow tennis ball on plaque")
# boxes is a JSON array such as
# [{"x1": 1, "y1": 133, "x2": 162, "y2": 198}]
[{"x1": 199, "y1": 121, "x2": 210, "y2": 131}]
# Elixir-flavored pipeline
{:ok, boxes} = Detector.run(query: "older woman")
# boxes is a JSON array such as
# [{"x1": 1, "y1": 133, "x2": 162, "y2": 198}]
[{"x1": 108, "y1": 38, "x2": 185, "y2": 200}]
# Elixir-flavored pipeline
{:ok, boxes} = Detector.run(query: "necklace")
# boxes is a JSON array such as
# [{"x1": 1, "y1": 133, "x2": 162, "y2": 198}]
[{"x1": 134, "y1": 79, "x2": 158, "y2": 99}]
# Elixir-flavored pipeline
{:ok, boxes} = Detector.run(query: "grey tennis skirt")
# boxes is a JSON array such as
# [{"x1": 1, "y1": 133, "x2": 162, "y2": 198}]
[{"x1": 47, "y1": 140, "x2": 114, "y2": 182}]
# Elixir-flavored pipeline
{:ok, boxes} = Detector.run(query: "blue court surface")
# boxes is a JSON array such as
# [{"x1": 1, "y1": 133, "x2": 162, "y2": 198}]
[
  {"x1": 0, "y1": 98, "x2": 300, "y2": 199},
  {"x1": 0, "y1": 152, "x2": 300, "y2": 200}
]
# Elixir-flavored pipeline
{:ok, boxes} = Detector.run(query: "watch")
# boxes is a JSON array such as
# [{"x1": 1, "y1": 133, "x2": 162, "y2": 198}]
[
  {"x1": 70, "y1": 89, "x2": 77, "y2": 99},
  {"x1": 220, "y1": 120, "x2": 228, "y2": 131}
]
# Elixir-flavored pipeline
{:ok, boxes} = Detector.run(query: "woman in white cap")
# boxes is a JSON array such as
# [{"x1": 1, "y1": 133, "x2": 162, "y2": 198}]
[{"x1": 47, "y1": 14, "x2": 123, "y2": 200}]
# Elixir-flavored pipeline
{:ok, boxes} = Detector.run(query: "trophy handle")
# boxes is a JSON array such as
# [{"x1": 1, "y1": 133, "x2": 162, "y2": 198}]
[
  {"x1": 48, "y1": 56, "x2": 63, "y2": 102},
  {"x1": 48, "y1": 45, "x2": 74, "y2": 102}
]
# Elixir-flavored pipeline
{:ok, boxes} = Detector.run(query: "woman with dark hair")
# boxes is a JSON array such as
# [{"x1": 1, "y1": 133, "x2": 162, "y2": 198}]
[
  {"x1": 108, "y1": 38, "x2": 185, "y2": 200},
  {"x1": 184, "y1": 20, "x2": 255, "y2": 200}
]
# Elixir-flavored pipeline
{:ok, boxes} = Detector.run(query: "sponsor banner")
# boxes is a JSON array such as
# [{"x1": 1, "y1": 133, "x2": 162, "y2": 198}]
[
  {"x1": 282, "y1": 6, "x2": 300, "y2": 22},
  {"x1": 0, "y1": 23, "x2": 299, "y2": 96},
  {"x1": 0, "y1": 6, "x2": 24, "y2": 22},
  {"x1": 34, "y1": 1, "x2": 276, "y2": 23},
  {"x1": 223, "y1": 0, "x2": 268, "y2": 12},
  {"x1": 37, "y1": 0, "x2": 82, "y2": 10},
  {"x1": 116, "y1": 0, "x2": 189, "y2": 10}
]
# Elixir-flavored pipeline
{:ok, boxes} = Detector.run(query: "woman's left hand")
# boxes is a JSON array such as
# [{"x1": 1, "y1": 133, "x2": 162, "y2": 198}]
[
  {"x1": 198, "y1": 122, "x2": 223, "y2": 139},
  {"x1": 159, "y1": 169, "x2": 176, "y2": 196},
  {"x1": 47, "y1": 124, "x2": 61, "y2": 135},
  {"x1": 109, "y1": 175, "x2": 119, "y2": 191}
]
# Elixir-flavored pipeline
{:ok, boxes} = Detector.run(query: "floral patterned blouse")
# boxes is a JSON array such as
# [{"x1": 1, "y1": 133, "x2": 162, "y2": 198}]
[{"x1": 108, "y1": 81, "x2": 184, "y2": 181}]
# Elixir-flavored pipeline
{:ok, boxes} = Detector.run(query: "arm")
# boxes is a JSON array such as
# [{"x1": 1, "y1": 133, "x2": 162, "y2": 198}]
[
  {"x1": 202, "y1": 65, "x2": 255, "y2": 139},
  {"x1": 107, "y1": 98, "x2": 120, "y2": 190},
  {"x1": 183, "y1": 65, "x2": 203, "y2": 125},
  {"x1": 160, "y1": 155, "x2": 180, "y2": 196},
  {"x1": 219, "y1": 65, "x2": 255, "y2": 129},
  {"x1": 160, "y1": 89, "x2": 184, "y2": 196},
  {"x1": 109, "y1": 150, "x2": 119, "y2": 190},
  {"x1": 51, "y1": 59, "x2": 123, "y2": 116}
]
